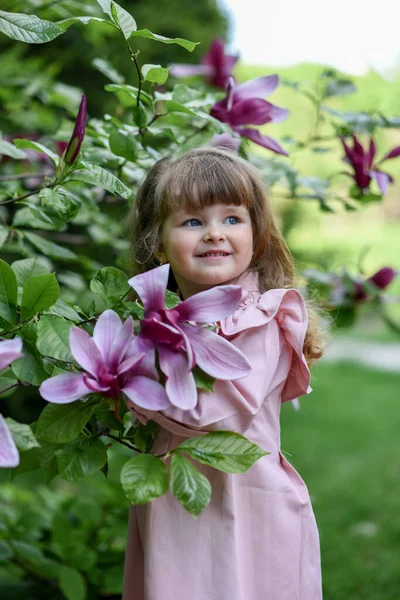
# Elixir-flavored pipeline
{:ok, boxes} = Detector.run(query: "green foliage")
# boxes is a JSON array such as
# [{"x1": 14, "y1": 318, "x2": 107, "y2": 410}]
[
  {"x1": 170, "y1": 452, "x2": 212, "y2": 517},
  {"x1": 120, "y1": 453, "x2": 169, "y2": 504}
]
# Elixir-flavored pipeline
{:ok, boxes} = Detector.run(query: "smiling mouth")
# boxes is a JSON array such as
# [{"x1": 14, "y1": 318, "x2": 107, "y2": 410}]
[{"x1": 197, "y1": 252, "x2": 231, "y2": 257}]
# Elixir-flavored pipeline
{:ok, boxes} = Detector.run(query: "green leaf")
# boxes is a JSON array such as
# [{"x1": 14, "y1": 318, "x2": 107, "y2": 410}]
[
  {"x1": 132, "y1": 104, "x2": 148, "y2": 128},
  {"x1": 11, "y1": 258, "x2": 50, "y2": 286},
  {"x1": 56, "y1": 437, "x2": 107, "y2": 482},
  {"x1": 95, "y1": 0, "x2": 113, "y2": 17},
  {"x1": 12, "y1": 340, "x2": 47, "y2": 385},
  {"x1": 192, "y1": 365, "x2": 215, "y2": 393},
  {"x1": 132, "y1": 420, "x2": 160, "y2": 453},
  {"x1": 0, "y1": 225, "x2": 8, "y2": 249},
  {"x1": 0, "y1": 259, "x2": 17, "y2": 327},
  {"x1": 36, "y1": 401, "x2": 97, "y2": 444},
  {"x1": 5, "y1": 419, "x2": 40, "y2": 451},
  {"x1": 20, "y1": 273, "x2": 60, "y2": 320},
  {"x1": 110, "y1": 0, "x2": 137, "y2": 39},
  {"x1": 0, "y1": 9, "x2": 65, "y2": 44},
  {"x1": 24, "y1": 231, "x2": 77, "y2": 261},
  {"x1": 0, "y1": 374, "x2": 18, "y2": 398},
  {"x1": 165, "y1": 100, "x2": 196, "y2": 116},
  {"x1": 90, "y1": 267, "x2": 130, "y2": 302},
  {"x1": 175, "y1": 432, "x2": 268, "y2": 474},
  {"x1": 0, "y1": 138, "x2": 26, "y2": 159},
  {"x1": 58, "y1": 564, "x2": 87, "y2": 600},
  {"x1": 129, "y1": 29, "x2": 198, "y2": 52},
  {"x1": 39, "y1": 188, "x2": 81, "y2": 220},
  {"x1": 121, "y1": 454, "x2": 169, "y2": 505},
  {"x1": 17, "y1": 202, "x2": 56, "y2": 227},
  {"x1": 13, "y1": 138, "x2": 59, "y2": 165},
  {"x1": 57, "y1": 15, "x2": 110, "y2": 31},
  {"x1": 142, "y1": 64, "x2": 170, "y2": 85},
  {"x1": 164, "y1": 290, "x2": 181, "y2": 309},
  {"x1": 37, "y1": 315, "x2": 74, "y2": 362},
  {"x1": 71, "y1": 162, "x2": 131, "y2": 199},
  {"x1": 105, "y1": 83, "x2": 153, "y2": 106},
  {"x1": 44, "y1": 298, "x2": 82, "y2": 323},
  {"x1": 325, "y1": 79, "x2": 356, "y2": 97},
  {"x1": 0, "y1": 541, "x2": 13, "y2": 561},
  {"x1": 12, "y1": 540, "x2": 59, "y2": 578},
  {"x1": 170, "y1": 452, "x2": 211, "y2": 517},
  {"x1": 109, "y1": 130, "x2": 137, "y2": 161},
  {"x1": 92, "y1": 57, "x2": 124, "y2": 83}
]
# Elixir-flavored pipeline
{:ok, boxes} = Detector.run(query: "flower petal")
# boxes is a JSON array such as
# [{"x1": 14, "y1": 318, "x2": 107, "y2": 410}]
[
  {"x1": 128, "y1": 264, "x2": 169, "y2": 314},
  {"x1": 158, "y1": 345, "x2": 197, "y2": 409},
  {"x1": 123, "y1": 336, "x2": 158, "y2": 379},
  {"x1": 109, "y1": 316, "x2": 134, "y2": 370},
  {"x1": 177, "y1": 285, "x2": 243, "y2": 323},
  {"x1": 369, "y1": 170, "x2": 390, "y2": 194},
  {"x1": 170, "y1": 64, "x2": 212, "y2": 78},
  {"x1": 209, "y1": 133, "x2": 241, "y2": 152},
  {"x1": 69, "y1": 327, "x2": 103, "y2": 377},
  {"x1": 123, "y1": 376, "x2": 170, "y2": 410},
  {"x1": 39, "y1": 373, "x2": 91, "y2": 404},
  {"x1": 181, "y1": 323, "x2": 251, "y2": 380},
  {"x1": 368, "y1": 267, "x2": 398, "y2": 290},
  {"x1": 237, "y1": 128, "x2": 289, "y2": 156},
  {"x1": 228, "y1": 98, "x2": 275, "y2": 126},
  {"x1": 0, "y1": 338, "x2": 23, "y2": 372},
  {"x1": 117, "y1": 351, "x2": 144, "y2": 376},
  {"x1": 93, "y1": 309, "x2": 123, "y2": 364},
  {"x1": 234, "y1": 74, "x2": 279, "y2": 102},
  {"x1": 0, "y1": 415, "x2": 19, "y2": 468},
  {"x1": 382, "y1": 145, "x2": 400, "y2": 161}
]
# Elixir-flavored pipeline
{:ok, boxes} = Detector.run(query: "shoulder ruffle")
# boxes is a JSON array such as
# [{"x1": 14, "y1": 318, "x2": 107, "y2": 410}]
[{"x1": 220, "y1": 288, "x2": 311, "y2": 402}]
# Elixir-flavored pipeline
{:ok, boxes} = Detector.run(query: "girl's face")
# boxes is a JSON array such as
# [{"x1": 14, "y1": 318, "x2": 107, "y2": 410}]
[{"x1": 157, "y1": 203, "x2": 253, "y2": 298}]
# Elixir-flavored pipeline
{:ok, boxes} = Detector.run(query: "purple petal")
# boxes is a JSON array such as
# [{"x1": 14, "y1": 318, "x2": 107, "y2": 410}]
[
  {"x1": 0, "y1": 415, "x2": 19, "y2": 468},
  {"x1": 123, "y1": 336, "x2": 158, "y2": 379},
  {"x1": 234, "y1": 75, "x2": 279, "y2": 102},
  {"x1": 237, "y1": 128, "x2": 289, "y2": 156},
  {"x1": 181, "y1": 323, "x2": 251, "y2": 380},
  {"x1": 368, "y1": 267, "x2": 398, "y2": 290},
  {"x1": 177, "y1": 285, "x2": 243, "y2": 323},
  {"x1": 226, "y1": 77, "x2": 235, "y2": 112},
  {"x1": 109, "y1": 316, "x2": 133, "y2": 370},
  {"x1": 93, "y1": 309, "x2": 123, "y2": 364},
  {"x1": 382, "y1": 145, "x2": 400, "y2": 161},
  {"x1": 123, "y1": 376, "x2": 170, "y2": 410},
  {"x1": 141, "y1": 318, "x2": 184, "y2": 347},
  {"x1": 69, "y1": 327, "x2": 103, "y2": 378},
  {"x1": 369, "y1": 170, "x2": 390, "y2": 194},
  {"x1": 117, "y1": 351, "x2": 144, "y2": 376},
  {"x1": 367, "y1": 138, "x2": 376, "y2": 168},
  {"x1": 39, "y1": 372, "x2": 91, "y2": 404},
  {"x1": 0, "y1": 338, "x2": 23, "y2": 372},
  {"x1": 351, "y1": 134, "x2": 365, "y2": 158},
  {"x1": 63, "y1": 94, "x2": 87, "y2": 165},
  {"x1": 158, "y1": 346, "x2": 197, "y2": 409},
  {"x1": 228, "y1": 98, "x2": 274, "y2": 126},
  {"x1": 128, "y1": 264, "x2": 169, "y2": 314},
  {"x1": 83, "y1": 375, "x2": 110, "y2": 393},
  {"x1": 208, "y1": 133, "x2": 241, "y2": 152},
  {"x1": 170, "y1": 64, "x2": 212, "y2": 78}
]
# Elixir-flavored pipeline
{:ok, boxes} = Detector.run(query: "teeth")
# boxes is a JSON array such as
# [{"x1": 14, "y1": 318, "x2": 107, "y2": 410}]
[{"x1": 201, "y1": 253, "x2": 228, "y2": 257}]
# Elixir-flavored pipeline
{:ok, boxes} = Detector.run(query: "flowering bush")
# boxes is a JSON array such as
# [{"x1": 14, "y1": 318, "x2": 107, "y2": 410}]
[{"x1": 0, "y1": 1, "x2": 399, "y2": 530}]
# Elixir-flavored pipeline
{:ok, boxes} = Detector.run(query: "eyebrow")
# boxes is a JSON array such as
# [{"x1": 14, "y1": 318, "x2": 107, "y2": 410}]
[{"x1": 176, "y1": 205, "x2": 248, "y2": 217}]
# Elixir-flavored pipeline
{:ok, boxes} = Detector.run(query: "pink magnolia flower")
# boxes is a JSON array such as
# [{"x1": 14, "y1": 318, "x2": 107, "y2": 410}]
[
  {"x1": 0, "y1": 338, "x2": 23, "y2": 372},
  {"x1": 39, "y1": 310, "x2": 169, "y2": 410},
  {"x1": 209, "y1": 132, "x2": 241, "y2": 152},
  {"x1": 170, "y1": 39, "x2": 239, "y2": 89},
  {"x1": 0, "y1": 337, "x2": 23, "y2": 468},
  {"x1": 62, "y1": 94, "x2": 87, "y2": 165},
  {"x1": 128, "y1": 264, "x2": 251, "y2": 410},
  {"x1": 211, "y1": 76, "x2": 289, "y2": 155},
  {"x1": 340, "y1": 135, "x2": 400, "y2": 195},
  {"x1": 353, "y1": 267, "x2": 398, "y2": 302}
]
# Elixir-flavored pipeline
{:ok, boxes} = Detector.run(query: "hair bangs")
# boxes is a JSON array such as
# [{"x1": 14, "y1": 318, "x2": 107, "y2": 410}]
[{"x1": 157, "y1": 150, "x2": 255, "y2": 217}]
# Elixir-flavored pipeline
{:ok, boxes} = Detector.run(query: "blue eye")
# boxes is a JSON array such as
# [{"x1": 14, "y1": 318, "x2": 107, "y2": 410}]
[
  {"x1": 184, "y1": 218, "x2": 201, "y2": 227},
  {"x1": 225, "y1": 216, "x2": 239, "y2": 225}
]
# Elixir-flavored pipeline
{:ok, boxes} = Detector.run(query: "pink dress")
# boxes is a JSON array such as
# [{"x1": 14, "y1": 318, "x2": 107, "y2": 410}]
[{"x1": 123, "y1": 272, "x2": 322, "y2": 600}]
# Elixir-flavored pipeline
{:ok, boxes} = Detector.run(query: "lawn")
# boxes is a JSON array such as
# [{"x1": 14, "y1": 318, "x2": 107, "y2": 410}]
[{"x1": 281, "y1": 361, "x2": 400, "y2": 600}]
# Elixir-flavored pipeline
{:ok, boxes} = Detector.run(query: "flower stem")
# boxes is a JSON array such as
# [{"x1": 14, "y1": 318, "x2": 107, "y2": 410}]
[
  {"x1": 106, "y1": 432, "x2": 141, "y2": 452},
  {"x1": 123, "y1": 37, "x2": 142, "y2": 107}
]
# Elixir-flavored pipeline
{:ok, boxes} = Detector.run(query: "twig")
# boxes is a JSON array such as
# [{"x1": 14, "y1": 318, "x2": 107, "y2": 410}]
[
  {"x1": 123, "y1": 38, "x2": 143, "y2": 107},
  {"x1": 0, "y1": 183, "x2": 55, "y2": 206},
  {"x1": 106, "y1": 432, "x2": 140, "y2": 452}
]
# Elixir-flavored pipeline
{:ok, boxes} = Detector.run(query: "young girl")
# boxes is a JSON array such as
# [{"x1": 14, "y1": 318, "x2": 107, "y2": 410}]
[{"x1": 123, "y1": 147, "x2": 325, "y2": 600}]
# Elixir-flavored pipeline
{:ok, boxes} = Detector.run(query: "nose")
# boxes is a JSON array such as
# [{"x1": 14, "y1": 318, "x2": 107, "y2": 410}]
[{"x1": 203, "y1": 222, "x2": 226, "y2": 242}]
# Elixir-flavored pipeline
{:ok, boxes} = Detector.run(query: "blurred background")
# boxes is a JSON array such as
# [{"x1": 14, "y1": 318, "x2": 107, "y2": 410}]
[{"x1": 1, "y1": 1, "x2": 400, "y2": 599}]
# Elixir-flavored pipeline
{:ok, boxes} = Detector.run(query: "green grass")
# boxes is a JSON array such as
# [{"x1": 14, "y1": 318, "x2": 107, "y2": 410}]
[{"x1": 281, "y1": 361, "x2": 400, "y2": 600}]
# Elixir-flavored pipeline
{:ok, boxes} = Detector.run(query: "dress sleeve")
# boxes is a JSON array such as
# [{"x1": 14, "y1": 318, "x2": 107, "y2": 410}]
[{"x1": 128, "y1": 288, "x2": 311, "y2": 437}]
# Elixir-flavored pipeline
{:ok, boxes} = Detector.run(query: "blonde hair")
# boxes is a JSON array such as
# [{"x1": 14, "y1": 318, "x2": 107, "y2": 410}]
[{"x1": 127, "y1": 147, "x2": 326, "y2": 365}]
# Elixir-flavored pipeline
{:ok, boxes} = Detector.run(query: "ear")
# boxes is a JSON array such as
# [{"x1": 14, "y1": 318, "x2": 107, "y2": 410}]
[{"x1": 155, "y1": 248, "x2": 167, "y2": 264}]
